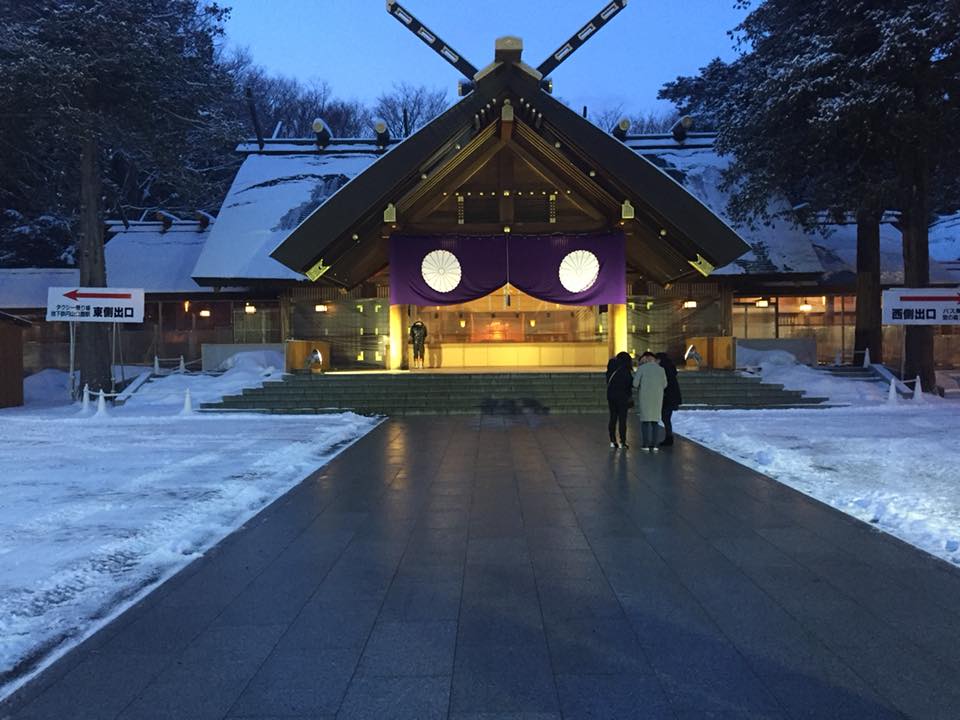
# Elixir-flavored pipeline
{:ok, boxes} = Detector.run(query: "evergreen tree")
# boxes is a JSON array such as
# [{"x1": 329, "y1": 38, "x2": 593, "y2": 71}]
[
  {"x1": 0, "y1": 0, "x2": 240, "y2": 392},
  {"x1": 660, "y1": 0, "x2": 960, "y2": 388}
]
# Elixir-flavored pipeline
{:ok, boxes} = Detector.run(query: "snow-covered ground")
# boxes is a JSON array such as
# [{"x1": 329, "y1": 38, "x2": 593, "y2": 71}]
[
  {"x1": 0, "y1": 355, "x2": 380, "y2": 700},
  {"x1": 675, "y1": 401, "x2": 960, "y2": 566}
]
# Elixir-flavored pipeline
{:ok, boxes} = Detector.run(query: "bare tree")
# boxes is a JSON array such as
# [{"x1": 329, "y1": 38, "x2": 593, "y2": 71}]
[
  {"x1": 589, "y1": 106, "x2": 681, "y2": 135},
  {"x1": 373, "y1": 83, "x2": 449, "y2": 137}
]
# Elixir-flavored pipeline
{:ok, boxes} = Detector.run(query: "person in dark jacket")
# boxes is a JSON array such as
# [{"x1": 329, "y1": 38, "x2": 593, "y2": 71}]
[
  {"x1": 605, "y1": 351, "x2": 634, "y2": 449},
  {"x1": 656, "y1": 352, "x2": 682, "y2": 446},
  {"x1": 409, "y1": 321, "x2": 427, "y2": 369}
]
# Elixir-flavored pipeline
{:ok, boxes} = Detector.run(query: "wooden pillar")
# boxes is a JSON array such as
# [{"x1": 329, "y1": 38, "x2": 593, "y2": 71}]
[
  {"x1": 607, "y1": 303, "x2": 628, "y2": 357},
  {"x1": 388, "y1": 304, "x2": 405, "y2": 370}
]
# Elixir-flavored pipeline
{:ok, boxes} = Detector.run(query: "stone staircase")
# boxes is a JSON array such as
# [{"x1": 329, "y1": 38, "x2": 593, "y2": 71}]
[{"x1": 201, "y1": 369, "x2": 830, "y2": 415}]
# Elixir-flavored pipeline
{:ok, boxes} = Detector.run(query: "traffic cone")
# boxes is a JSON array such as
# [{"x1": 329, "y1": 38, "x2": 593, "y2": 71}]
[
  {"x1": 887, "y1": 379, "x2": 898, "y2": 405},
  {"x1": 179, "y1": 388, "x2": 193, "y2": 416},
  {"x1": 94, "y1": 389, "x2": 109, "y2": 417}
]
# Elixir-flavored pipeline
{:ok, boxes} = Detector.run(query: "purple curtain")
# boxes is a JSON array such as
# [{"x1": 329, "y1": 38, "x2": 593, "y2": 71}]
[{"x1": 389, "y1": 232, "x2": 625, "y2": 306}]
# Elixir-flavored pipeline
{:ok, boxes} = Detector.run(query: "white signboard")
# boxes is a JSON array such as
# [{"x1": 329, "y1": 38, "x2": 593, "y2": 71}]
[
  {"x1": 882, "y1": 287, "x2": 960, "y2": 325},
  {"x1": 46, "y1": 287, "x2": 145, "y2": 323}
]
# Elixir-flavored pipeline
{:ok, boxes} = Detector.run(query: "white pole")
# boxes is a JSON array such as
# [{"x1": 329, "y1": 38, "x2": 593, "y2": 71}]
[
  {"x1": 862, "y1": 347, "x2": 871, "y2": 368},
  {"x1": 913, "y1": 375, "x2": 923, "y2": 402},
  {"x1": 180, "y1": 388, "x2": 193, "y2": 416},
  {"x1": 887, "y1": 378, "x2": 898, "y2": 405},
  {"x1": 178, "y1": 355, "x2": 186, "y2": 374},
  {"x1": 94, "y1": 389, "x2": 108, "y2": 417},
  {"x1": 153, "y1": 355, "x2": 160, "y2": 375},
  {"x1": 80, "y1": 384, "x2": 90, "y2": 413},
  {"x1": 68, "y1": 321, "x2": 76, "y2": 399}
]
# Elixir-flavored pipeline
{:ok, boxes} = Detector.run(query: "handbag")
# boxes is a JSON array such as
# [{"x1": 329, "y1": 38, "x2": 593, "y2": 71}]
[{"x1": 608, "y1": 367, "x2": 635, "y2": 408}]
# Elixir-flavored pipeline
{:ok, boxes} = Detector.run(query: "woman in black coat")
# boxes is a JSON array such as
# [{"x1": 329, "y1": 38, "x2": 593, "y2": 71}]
[
  {"x1": 606, "y1": 351, "x2": 634, "y2": 449},
  {"x1": 655, "y1": 352, "x2": 682, "y2": 446}
]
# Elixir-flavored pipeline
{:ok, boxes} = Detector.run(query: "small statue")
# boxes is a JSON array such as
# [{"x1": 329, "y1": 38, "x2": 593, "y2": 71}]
[{"x1": 303, "y1": 347, "x2": 324, "y2": 373}]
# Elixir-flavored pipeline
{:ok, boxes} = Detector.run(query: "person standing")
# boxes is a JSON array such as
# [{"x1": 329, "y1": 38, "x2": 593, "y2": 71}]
[
  {"x1": 409, "y1": 320, "x2": 427, "y2": 369},
  {"x1": 605, "y1": 351, "x2": 634, "y2": 449},
  {"x1": 633, "y1": 352, "x2": 667, "y2": 451},
  {"x1": 656, "y1": 352, "x2": 682, "y2": 447}
]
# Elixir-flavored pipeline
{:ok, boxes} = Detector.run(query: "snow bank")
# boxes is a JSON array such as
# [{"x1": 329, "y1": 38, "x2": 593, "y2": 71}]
[
  {"x1": 0, "y1": 367, "x2": 380, "y2": 700},
  {"x1": 22, "y1": 369, "x2": 71, "y2": 407},
  {"x1": 737, "y1": 347, "x2": 888, "y2": 404},
  {"x1": 675, "y1": 402, "x2": 960, "y2": 565},
  {"x1": 125, "y1": 351, "x2": 283, "y2": 410}
]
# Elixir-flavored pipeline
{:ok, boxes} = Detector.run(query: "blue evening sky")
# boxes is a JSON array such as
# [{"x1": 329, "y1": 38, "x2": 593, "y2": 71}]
[{"x1": 223, "y1": 0, "x2": 748, "y2": 116}]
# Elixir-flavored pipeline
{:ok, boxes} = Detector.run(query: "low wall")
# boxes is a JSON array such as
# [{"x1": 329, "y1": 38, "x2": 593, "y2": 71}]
[
  {"x1": 201, "y1": 343, "x2": 284, "y2": 371},
  {"x1": 736, "y1": 338, "x2": 817, "y2": 366}
]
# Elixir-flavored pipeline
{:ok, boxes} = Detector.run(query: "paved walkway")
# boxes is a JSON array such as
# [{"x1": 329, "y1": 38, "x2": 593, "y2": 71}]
[{"x1": 4, "y1": 416, "x2": 960, "y2": 719}]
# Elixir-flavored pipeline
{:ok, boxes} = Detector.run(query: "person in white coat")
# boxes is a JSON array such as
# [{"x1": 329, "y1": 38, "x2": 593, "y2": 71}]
[{"x1": 633, "y1": 352, "x2": 667, "y2": 451}]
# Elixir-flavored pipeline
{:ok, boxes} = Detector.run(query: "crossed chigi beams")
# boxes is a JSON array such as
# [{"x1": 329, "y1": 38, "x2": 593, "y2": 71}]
[{"x1": 386, "y1": 0, "x2": 629, "y2": 94}]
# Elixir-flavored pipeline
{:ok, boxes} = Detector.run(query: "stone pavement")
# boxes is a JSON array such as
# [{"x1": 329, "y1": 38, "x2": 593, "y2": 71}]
[{"x1": 4, "y1": 415, "x2": 960, "y2": 719}]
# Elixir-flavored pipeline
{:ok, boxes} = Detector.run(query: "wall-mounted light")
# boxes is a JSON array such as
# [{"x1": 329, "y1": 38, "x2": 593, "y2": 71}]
[
  {"x1": 755, "y1": 299, "x2": 769, "y2": 308},
  {"x1": 529, "y1": 319, "x2": 536, "y2": 328},
  {"x1": 621, "y1": 200, "x2": 635, "y2": 220},
  {"x1": 244, "y1": 303, "x2": 256, "y2": 315},
  {"x1": 314, "y1": 304, "x2": 328, "y2": 313},
  {"x1": 799, "y1": 300, "x2": 813, "y2": 313},
  {"x1": 199, "y1": 309, "x2": 211, "y2": 318},
  {"x1": 682, "y1": 300, "x2": 698, "y2": 309},
  {"x1": 459, "y1": 319, "x2": 466, "y2": 328}
]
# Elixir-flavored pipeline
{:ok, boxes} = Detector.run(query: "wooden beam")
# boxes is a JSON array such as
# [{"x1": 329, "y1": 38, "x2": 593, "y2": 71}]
[
  {"x1": 405, "y1": 137, "x2": 506, "y2": 222},
  {"x1": 508, "y1": 141, "x2": 605, "y2": 221},
  {"x1": 402, "y1": 218, "x2": 607, "y2": 235},
  {"x1": 399, "y1": 122, "x2": 498, "y2": 215},
  {"x1": 498, "y1": 149, "x2": 515, "y2": 224}
]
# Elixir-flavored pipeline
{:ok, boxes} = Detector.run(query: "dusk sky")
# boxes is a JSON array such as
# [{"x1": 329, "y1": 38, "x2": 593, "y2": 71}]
[{"x1": 223, "y1": 0, "x2": 749, "y2": 117}]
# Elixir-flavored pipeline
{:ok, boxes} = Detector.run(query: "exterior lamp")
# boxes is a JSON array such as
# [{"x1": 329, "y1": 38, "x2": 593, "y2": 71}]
[
  {"x1": 312, "y1": 118, "x2": 331, "y2": 149},
  {"x1": 799, "y1": 299, "x2": 813, "y2": 313},
  {"x1": 314, "y1": 304, "x2": 328, "y2": 313},
  {"x1": 374, "y1": 119, "x2": 390, "y2": 148},
  {"x1": 529, "y1": 319, "x2": 536, "y2": 328},
  {"x1": 183, "y1": 300, "x2": 190, "y2": 312},
  {"x1": 755, "y1": 299, "x2": 770, "y2": 308},
  {"x1": 670, "y1": 115, "x2": 694, "y2": 142},
  {"x1": 244, "y1": 303, "x2": 256, "y2": 314},
  {"x1": 459, "y1": 319, "x2": 466, "y2": 328},
  {"x1": 611, "y1": 117, "x2": 630, "y2": 141},
  {"x1": 682, "y1": 300, "x2": 698, "y2": 309},
  {"x1": 199, "y1": 309, "x2": 211, "y2": 318}
]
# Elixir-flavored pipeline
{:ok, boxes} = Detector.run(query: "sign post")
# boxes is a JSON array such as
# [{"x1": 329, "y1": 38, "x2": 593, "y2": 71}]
[
  {"x1": 46, "y1": 287, "x2": 145, "y2": 399},
  {"x1": 882, "y1": 287, "x2": 959, "y2": 382},
  {"x1": 882, "y1": 287, "x2": 960, "y2": 325}
]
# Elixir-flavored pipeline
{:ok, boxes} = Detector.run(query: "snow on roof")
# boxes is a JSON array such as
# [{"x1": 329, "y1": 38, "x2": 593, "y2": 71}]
[
  {"x1": 188, "y1": 134, "x2": 960, "y2": 285},
  {"x1": 191, "y1": 152, "x2": 379, "y2": 283},
  {"x1": 104, "y1": 221, "x2": 220, "y2": 293},
  {"x1": 0, "y1": 268, "x2": 79, "y2": 308},
  {"x1": 0, "y1": 221, "x2": 239, "y2": 309},
  {"x1": 636, "y1": 144, "x2": 960, "y2": 280}
]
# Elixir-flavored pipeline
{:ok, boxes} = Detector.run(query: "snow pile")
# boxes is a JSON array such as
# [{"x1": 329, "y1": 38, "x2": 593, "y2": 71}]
[
  {"x1": 736, "y1": 347, "x2": 888, "y2": 404},
  {"x1": 0, "y1": 402, "x2": 380, "y2": 700},
  {"x1": 22, "y1": 369, "x2": 71, "y2": 408},
  {"x1": 127, "y1": 351, "x2": 283, "y2": 409},
  {"x1": 675, "y1": 402, "x2": 960, "y2": 565}
]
